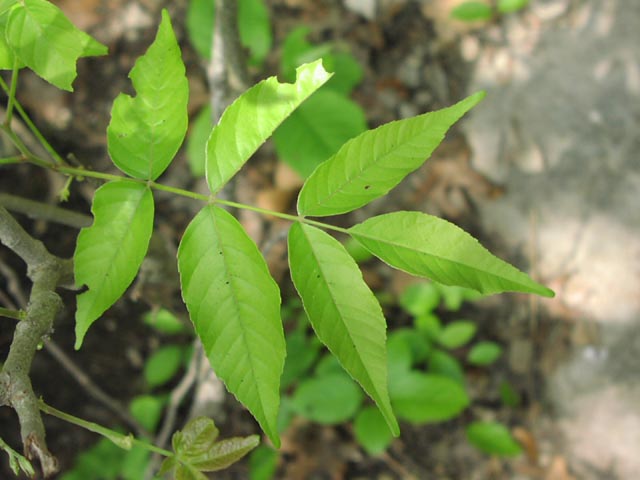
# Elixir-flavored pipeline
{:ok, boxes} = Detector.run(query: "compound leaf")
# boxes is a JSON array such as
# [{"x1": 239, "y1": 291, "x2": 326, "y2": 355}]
[
  {"x1": 206, "y1": 60, "x2": 331, "y2": 193},
  {"x1": 297, "y1": 92, "x2": 484, "y2": 217},
  {"x1": 288, "y1": 223, "x2": 399, "y2": 435},
  {"x1": 177, "y1": 206, "x2": 284, "y2": 447},
  {"x1": 74, "y1": 182, "x2": 154, "y2": 349},
  {"x1": 349, "y1": 211, "x2": 554, "y2": 297},
  {"x1": 108, "y1": 9, "x2": 188, "y2": 180},
  {"x1": 3, "y1": 0, "x2": 107, "y2": 90}
]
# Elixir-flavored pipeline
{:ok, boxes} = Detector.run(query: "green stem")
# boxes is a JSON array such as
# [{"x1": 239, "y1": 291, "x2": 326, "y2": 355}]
[
  {"x1": 55, "y1": 165, "x2": 130, "y2": 183},
  {"x1": 56, "y1": 165, "x2": 350, "y2": 234},
  {"x1": 0, "y1": 77, "x2": 65, "y2": 165},
  {"x1": 0, "y1": 125, "x2": 52, "y2": 168},
  {"x1": 38, "y1": 400, "x2": 173, "y2": 457},
  {"x1": 15, "y1": 155, "x2": 348, "y2": 236},
  {"x1": 0, "y1": 307, "x2": 25, "y2": 321},
  {"x1": 0, "y1": 155, "x2": 25, "y2": 165},
  {"x1": 0, "y1": 86, "x2": 350, "y2": 236},
  {"x1": 149, "y1": 180, "x2": 210, "y2": 202},
  {"x1": 4, "y1": 58, "x2": 19, "y2": 127},
  {"x1": 214, "y1": 198, "x2": 350, "y2": 234}
]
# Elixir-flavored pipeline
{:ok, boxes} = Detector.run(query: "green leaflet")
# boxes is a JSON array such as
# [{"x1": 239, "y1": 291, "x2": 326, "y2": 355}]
[
  {"x1": 2, "y1": 0, "x2": 107, "y2": 90},
  {"x1": 0, "y1": 2, "x2": 23, "y2": 71},
  {"x1": 107, "y1": 9, "x2": 188, "y2": 180},
  {"x1": 297, "y1": 92, "x2": 485, "y2": 217},
  {"x1": 206, "y1": 60, "x2": 331, "y2": 193},
  {"x1": 287, "y1": 223, "x2": 399, "y2": 435},
  {"x1": 348, "y1": 211, "x2": 554, "y2": 297},
  {"x1": 74, "y1": 182, "x2": 154, "y2": 349},
  {"x1": 177, "y1": 205, "x2": 285, "y2": 447}
]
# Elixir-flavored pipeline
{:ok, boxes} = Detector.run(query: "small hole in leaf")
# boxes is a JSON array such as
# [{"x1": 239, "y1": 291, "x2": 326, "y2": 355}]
[{"x1": 364, "y1": 185, "x2": 370, "y2": 190}]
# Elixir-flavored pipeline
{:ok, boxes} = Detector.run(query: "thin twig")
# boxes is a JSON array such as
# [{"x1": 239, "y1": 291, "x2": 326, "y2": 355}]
[
  {"x1": 0, "y1": 193, "x2": 92, "y2": 229},
  {"x1": 42, "y1": 340, "x2": 149, "y2": 438},
  {"x1": 0, "y1": 207, "x2": 73, "y2": 477},
  {"x1": 0, "y1": 252, "x2": 147, "y2": 437},
  {"x1": 0, "y1": 306, "x2": 25, "y2": 320}
]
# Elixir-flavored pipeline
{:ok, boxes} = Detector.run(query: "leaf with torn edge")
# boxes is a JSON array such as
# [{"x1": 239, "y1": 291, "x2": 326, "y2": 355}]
[
  {"x1": 206, "y1": 60, "x2": 331, "y2": 193},
  {"x1": 74, "y1": 182, "x2": 154, "y2": 348},
  {"x1": 107, "y1": 9, "x2": 188, "y2": 180},
  {"x1": 3, "y1": 0, "x2": 107, "y2": 90}
]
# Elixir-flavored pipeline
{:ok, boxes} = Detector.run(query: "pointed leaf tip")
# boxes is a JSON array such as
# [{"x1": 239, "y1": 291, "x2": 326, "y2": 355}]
[
  {"x1": 297, "y1": 92, "x2": 485, "y2": 217},
  {"x1": 107, "y1": 9, "x2": 188, "y2": 180},
  {"x1": 288, "y1": 223, "x2": 399, "y2": 435},
  {"x1": 349, "y1": 211, "x2": 554, "y2": 298}
]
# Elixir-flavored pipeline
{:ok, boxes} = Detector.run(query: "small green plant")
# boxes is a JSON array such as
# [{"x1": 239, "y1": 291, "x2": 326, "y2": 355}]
[
  {"x1": 451, "y1": 0, "x2": 529, "y2": 22},
  {"x1": 270, "y1": 282, "x2": 523, "y2": 460},
  {"x1": 0, "y1": 2, "x2": 551, "y2": 476}
]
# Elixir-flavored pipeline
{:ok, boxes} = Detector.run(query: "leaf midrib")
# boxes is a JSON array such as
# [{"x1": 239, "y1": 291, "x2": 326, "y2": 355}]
[
  {"x1": 307, "y1": 118, "x2": 435, "y2": 211},
  {"x1": 350, "y1": 228, "x2": 539, "y2": 293},
  {"x1": 206, "y1": 207, "x2": 271, "y2": 428},
  {"x1": 299, "y1": 225, "x2": 383, "y2": 398}
]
